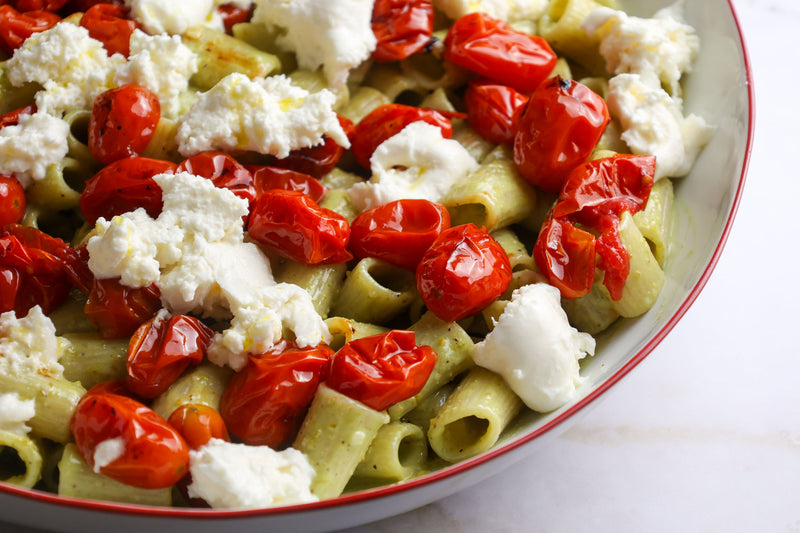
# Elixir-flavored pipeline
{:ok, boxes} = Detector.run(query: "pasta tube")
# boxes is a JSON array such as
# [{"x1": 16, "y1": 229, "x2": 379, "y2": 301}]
[
  {"x1": 0, "y1": 430, "x2": 42, "y2": 489},
  {"x1": 151, "y1": 363, "x2": 233, "y2": 421},
  {"x1": 353, "y1": 421, "x2": 427, "y2": 482},
  {"x1": 633, "y1": 177, "x2": 674, "y2": 266}
]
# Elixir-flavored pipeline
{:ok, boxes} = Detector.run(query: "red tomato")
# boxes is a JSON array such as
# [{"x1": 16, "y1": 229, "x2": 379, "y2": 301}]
[
  {"x1": 84, "y1": 277, "x2": 162, "y2": 338},
  {"x1": 351, "y1": 104, "x2": 455, "y2": 169},
  {"x1": 443, "y1": 12, "x2": 557, "y2": 94},
  {"x1": 176, "y1": 151, "x2": 255, "y2": 208},
  {"x1": 0, "y1": 104, "x2": 36, "y2": 129},
  {"x1": 80, "y1": 3, "x2": 140, "y2": 57},
  {"x1": 0, "y1": 225, "x2": 83, "y2": 315},
  {"x1": 0, "y1": 6, "x2": 60, "y2": 55},
  {"x1": 349, "y1": 199, "x2": 450, "y2": 271},
  {"x1": 533, "y1": 216, "x2": 596, "y2": 299},
  {"x1": 216, "y1": 2, "x2": 253, "y2": 34},
  {"x1": 463, "y1": 79, "x2": 528, "y2": 145},
  {"x1": 371, "y1": 0, "x2": 434, "y2": 62},
  {"x1": 0, "y1": 175, "x2": 25, "y2": 225},
  {"x1": 70, "y1": 382, "x2": 190, "y2": 489},
  {"x1": 326, "y1": 330, "x2": 436, "y2": 412},
  {"x1": 126, "y1": 313, "x2": 213, "y2": 399},
  {"x1": 248, "y1": 189, "x2": 352, "y2": 265},
  {"x1": 14, "y1": 0, "x2": 67, "y2": 11},
  {"x1": 80, "y1": 156, "x2": 176, "y2": 225},
  {"x1": 88, "y1": 84, "x2": 161, "y2": 165},
  {"x1": 168, "y1": 404, "x2": 230, "y2": 450},
  {"x1": 416, "y1": 223, "x2": 511, "y2": 322},
  {"x1": 513, "y1": 76, "x2": 610, "y2": 193},
  {"x1": 62, "y1": 0, "x2": 124, "y2": 14},
  {"x1": 271, "y1": 115, "x2": 355, "y2": 178},
  {"x1": 220, "y1": 341, "x2": 332, "y2": 449},
  {"x1": 249, "y1": 165, "x2": 328, "y2": 204}
]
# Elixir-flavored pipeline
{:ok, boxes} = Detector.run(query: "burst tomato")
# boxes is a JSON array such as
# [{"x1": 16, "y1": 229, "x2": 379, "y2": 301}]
[
  {"x1": 0, "y1": 175, "x2": 25, "y2": 225},
  {"x1": 80, "y1": 3, "x2": 140, "y2": 57},
  {"x1": 219, "y1": 341, "x2": 332, "y2": 449},
  {"x1": 168, "y1": 404, "x2": 230, "y2": 450},
  {"x1": 70, "y1": 382, "x2": 190, "y2": 489},
  {"x1": 0, "y1": 6, "x2": 60, "y2": 55},
  {"x1": 249, "y1": 165, "x2": 328, "y2": 204},
  {"x1": 84, "y1": 277, "x2": 162, "y2": 338},
  {"x1": 463, "y1": 79, "x2": 528, "y2": 145},
  {"x1": 416, "y1": 223, "x2": 511, "y2": 322},
  {"x1": 271, "y1": 115, "x2": 354, "y2": 178},
  {"x1": 533, "y1": 216, "x2": 596, "y2": 300},
  {"x1": 326, "y1": 330, "x2": 437, "y2": 412},
  {"x1": 216, "y1": 2, "x2": 253, "y2": 34},
  {"x1": 13, "y1": 0, "x2": 67, "y2": 11},
  {"x1": 349, "y1": 199, "x2": 450, "y2": 271},
  {"x1": 0, "y1": 104, "x2": 36, "y2": 129},
  {"x1": 371, "y1": 0, "x2": 434, "y2": 62},
  {"x1": 176, "y1": 151, "x2": 255, "y2": 208}
]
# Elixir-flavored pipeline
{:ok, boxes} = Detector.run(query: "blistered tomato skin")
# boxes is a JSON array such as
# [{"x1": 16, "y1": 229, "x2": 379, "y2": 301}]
[
  {"x1": 249, "y1": 165, "x2": 328, "y2": 204},
  {"x1": 371, "y1": 0, "x2": 434, "y2": 62},
  {"x1": 88, "y1": 84, "x2": 161, "y2": 165},
  {"x1": 271, "y1": 114, "x2": 355, "y2": 178},
  {"x1": 84, "y1": 278, "x2": 162, "y2": 339},
  {"x1": 168, "y1": 404, "x2": 230, "y2": 450},
  {"x1": 464, "y1": 79, "x2": 529, "y2": 146},
  {"x1": 248, "y1": 189, "x2": 353, "y2": 265},
  {"x1": 126, "y1": 314, "x2": 214, "y2": 399},
  {"x1": 443, "y1": 12, "x2": 557, "y2": 94},
  {"x1": 326, "y1": 330, "x2": 437, "y2": 412},
  {"x1": 0, "y1": 175, "x2": 26, "y2": 226},
  {"x1": 416, "y1": 223, "x2": 512, "y2": 322},
  {"x1": 14, "y1": 0, "x2": 68, "y2": 11},
  {"x1": 220, "y1": 342, "x2": 332, "y2": 449},
  {"x1": 80, "y1": 3, "x2": 140, "y2": 57},
  {"x1": 0, "y1": 104, "x2": 37, "y2": 129},
  {"x1": 533, "y1": 216, "x2": 597, "y2": 300},
  {"x1": 176, "y1": 151, "x2": 256, "y2": 209},
  {"x1": 349, "y1": 199, "x2": 451, "y2": 271},
  {"x1": 514, "y1": 76, "x2": 611, "y2": 193},
  {"x1": 70, "y1": 383, "x2": 190, "y2": 489},
  {"x1": 0, "y1": 6, "x2": 60, "y2": 54}
]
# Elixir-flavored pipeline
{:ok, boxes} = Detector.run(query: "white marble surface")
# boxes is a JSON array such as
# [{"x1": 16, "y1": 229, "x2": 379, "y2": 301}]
[{"x1": 2, "y1": 0, "x2": 795, "y2": 532}]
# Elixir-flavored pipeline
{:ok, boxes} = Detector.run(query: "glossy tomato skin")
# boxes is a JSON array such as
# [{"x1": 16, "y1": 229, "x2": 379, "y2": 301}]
[
  {"x1": 371, "y1": 0, "x2": 434, "y2": 62},
  {"x1": 176, "y1": 151, "x2": 255, "y2": 208},
  {"x1": 0, "y1": 6, "x2": 60, "y2": 54},
  {"x1": 463, "y1": 79, "x2": 529, "y2": 145},
  {"x1": 249, "y1": 165, "x2": 328, "y2": 204},
  {"x1": 0, "y1": 104, "x2": 36, "y2": 129},
  {"x1": 14, "y1": 0, "x2": 67, "y2": 11},
  {"x1": 126, "y1": 312, "x2": 213, "y2": 399},
  {"x1": 533, "y1": 216, "x2": 596, "y2": 299},
  {"x1": 80, "y1": 156, "x2": 176, "y2": 225},
  {"x1": 84, "y1": 277, "x2": 162, "y2": 339},
  {"x1": 326, "y1": 330, "x2": 437, "y2": 412},
  {"x1": 416, "y1": 223, "x2": 512, "y2": 322},
  {"x1": 443, "y1": 12, "x2": 557, "y2": 94},
  {"x1": 79, "y1": 3, "x2": 140, "y2": 57},
  {"x1": 351, "y1": 104, "x2": 455, "y2": 169},
  {"x1": 220, "y1": 341, "x2": 332, "y2": 449},
  {"x1": 349, "y1": 199, "x2": 450, "y2": 271},
  {"x1": 70, "y1": 382, "x2": 190, "y2": 489},
  {"x1": 248, "y1": 189, "x2": 352, "y2": 265},
  {"x1": 271, "y1": 115, "x2": 355, "y2": 178},
  {"x1": 0, "y1": 175, "x2": 25, "y2": 225},
  {"x1": 513, "y1": 76, "x2": 610, "y2": 193},
  {"x1": 168, "y1": 404, "x2": 230, "y2": 450},
  {"x1": 88, "y1": 84, "x2": 161, "y2": 165}
]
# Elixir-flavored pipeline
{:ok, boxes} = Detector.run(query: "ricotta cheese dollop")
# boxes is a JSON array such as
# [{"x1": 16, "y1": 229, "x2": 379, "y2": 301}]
[
  {"x1": 0, "y1": 111, "x2": 69, "y2": 187},
  {"x1": 124, "y1": 0, "x2": 216, "y2": 35},
  {"x1": 0, "y1": 392, "x2": 36, "y2": 435},
  {"x1": 473, "y1": 284, "x2": 596, "y2": 413},
  {"x1": 0, "y1": 306, "x2": 66, "y2": 379}
]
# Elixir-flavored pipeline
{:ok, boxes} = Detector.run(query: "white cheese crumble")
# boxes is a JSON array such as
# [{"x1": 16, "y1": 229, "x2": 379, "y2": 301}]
[
  {"x1": 582, "y1": 1, "x2": 700, "y2": 96},
  {"x1": 175, "y1": 73, "x2": 349, "y2": 159},
  {"x1": 124, "y1": 0, "x2": 216, "y2": 35},
  {"x1": 251, "y1": 0, "x2": 376, "y2": 88},
  {"x1": 0, "y1": 306, "x2": 66, "y2": 379},
  {"x1": 114, "y1": 30, "x2": 198, "y2": 119},
  {"x1": 0, "y1": 111, "x2": 70, "y2": 187},
  {"x1": 433, "y1": 0, "x2": 547, "y2": 22},
  {"x1": 5, "y1": 22, "x2": 124, "y2": 117},
  {"x1": 92, "y1": 437, "x2": 126, "y2": 473},
  {"x1": 607, "y1": 73, "x2": 713, "y2": 180},
  {"x1": 473, "y1": 284, "x2": 595, "y2": 413},
  {"x1": 348, "y1": 121, "x2": 479, "y2": 211},
  {"x1": 187, "y1": 438, "x2": 318, "y2": 509},
  {"x1": 0, "y1": 392, "x2": 36, "y2": 435}
]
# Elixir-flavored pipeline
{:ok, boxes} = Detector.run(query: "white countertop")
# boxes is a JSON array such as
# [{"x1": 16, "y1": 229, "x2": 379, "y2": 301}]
[{"x1": 2, "y1": 0, "x2": 794, "y2": 531}]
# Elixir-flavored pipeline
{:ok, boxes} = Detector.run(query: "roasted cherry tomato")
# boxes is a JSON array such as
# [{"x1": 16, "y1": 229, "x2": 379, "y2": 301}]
[
  {"x1": 126, "y1": 312, "x2": 213, "y2": 399},
  {"x1": 176, "y1": 151, "x2": 255, "y2": 208},
  {"x1": 220, "y1": 341, "x2": 332, "y2": 449},
  {"x1": 248, "y1": 189, "x2": 352, "y2": 265},
  {"x1": 326, "y1": 330, "x2": 436, "y2": 412},
  {"x1": 62, "y1": 0, "x2": 124, "y2": 13},
  {"x1": 249, "y1": 165, "x2": 328, "y2": 204},
  {"x1": 0, "y1": 104, "x2": 36, "y2": 129},
  {"x1": 0, "y1": 225, "x2": 85, "y2": 315},
  {"x1": 463, "y1": 79, "x2": 528, "y2": 145},
  {"x1": 351, "y1": 104, "x2": 456, "y2": 169},
  {"x1": 514, "y1": 76, "x2": 610, "y2": 193},
  {"x1": 0, "y1": 6, "x2": 60, "y2": 55},
  {"x1": 14, "y1": 0, "x2": 67, "y2": 11},
  {"x1": 168, "y1": 404, "x2": 230, "y2": 450},
  {"x1": 443, "y1": 12, "x2": 557, "y2": 94},
  {"x1": 349, "y1": 199, "x2": 450, "y2": 271},
  {"x1": 84, "y1": 277, "x2": 162, "y2": 338},
  {"x1": 271, "y1": 115, "x2": 355, "y2": 178},
  {"x1": 216, "y1": 2, "x2": 253, "y2": 34},
  {"x1": 80, "y1": 156, "x2": 176, "y2": 225},
  {"x1": 0, "y1": 175, "x2": 25, "y2": 226},
  {"x1": 88, "y1": 84, "x2": 161, "y2": 165},
  {"x1": 371, "y1": 0, "x2": 434, "y2": 62},
  {"x1": 416, "y1": 223, "x2": 511, "y2": 322},
  {"x1": 70, "y1": 382, "x2": 190, "y2": 489},
  {"x1": 535, "y1": 154, "x2": 656, "y2": 300},
  {"x1": 80, "y1": 3, "x2": 140, "y2": 57}
]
